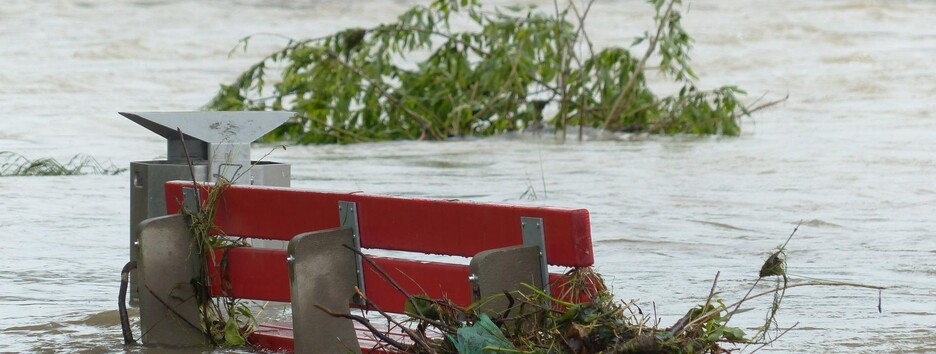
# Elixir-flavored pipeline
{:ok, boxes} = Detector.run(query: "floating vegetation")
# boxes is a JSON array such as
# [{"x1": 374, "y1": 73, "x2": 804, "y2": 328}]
[
  {"x1": 337, "y1": 265, "x2": 748, "y2": 353},
  {"x1": 0, "y1": 151, "x2": 125, "y2": 176},
  {"x1": 329, "y1": 224, "x2": 884, "y2": 354},
  {"x1": 184, "y1": 177, "x2": 256, "y2": 346},
  {"x1": 207, "y1": 0, "x2": 784, "y2": 144}
]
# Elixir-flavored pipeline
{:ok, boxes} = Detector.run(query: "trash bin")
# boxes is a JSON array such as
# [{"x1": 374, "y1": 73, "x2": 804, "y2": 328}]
[{"x1": 121, "y1": 111, "x2": 293, "y2": 304}]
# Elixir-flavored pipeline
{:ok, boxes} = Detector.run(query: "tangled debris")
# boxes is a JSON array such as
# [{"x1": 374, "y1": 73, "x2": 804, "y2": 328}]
[
  {"x1": 334, "y1": 223, "x2": 884, "y2": 354},
  {"x1": 347, "y1": 266, "x2": 749, "y2": 353}
]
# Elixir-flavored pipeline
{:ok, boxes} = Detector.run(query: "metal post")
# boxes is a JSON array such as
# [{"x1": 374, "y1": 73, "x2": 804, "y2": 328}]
[
  {"x1": 521, "y1": 217, "x2": 550, "y2": 294},
  {"x1": 338, "y1": 201, "x2": 366, "y2": 305}
]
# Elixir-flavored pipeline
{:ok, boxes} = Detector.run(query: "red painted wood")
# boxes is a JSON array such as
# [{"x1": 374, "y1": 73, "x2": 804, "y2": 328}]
[
  {"x1": 212, "y1": 246, "x2": 596, "y2": 353},
  {"x1": 250, "y1": 321, "x2": 441, "y2": 354},
  {"x1": 205, "y1": 247, "x2": 597, "y2": 313},
  {"x1": 360, "y1": 256, "x2": 472, "y2": 313},
  {"x1": 248, "y1": 322, "x2": 294, "y2": 353},
  {"x1": 205, "y1": 248, "x2": 474, "y2": 312},
  {"x1": 165, "y1": 181, "x2": 593, "y2": 267},
  {"x1": 207, "y1": 248, "x2": 290, "y2": 302}
]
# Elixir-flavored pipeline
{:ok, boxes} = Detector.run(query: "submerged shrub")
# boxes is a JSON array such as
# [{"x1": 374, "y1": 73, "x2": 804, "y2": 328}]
[{"x1": 207, "y1": 0, "x2": 754, "y2": 143}]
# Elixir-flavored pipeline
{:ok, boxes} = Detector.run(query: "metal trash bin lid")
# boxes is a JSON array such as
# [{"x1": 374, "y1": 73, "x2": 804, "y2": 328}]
[{"x1": 119, "y1": 111, "x2": 294, "y2": 144}]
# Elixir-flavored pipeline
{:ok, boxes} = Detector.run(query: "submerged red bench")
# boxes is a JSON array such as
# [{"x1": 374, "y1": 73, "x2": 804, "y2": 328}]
[{"x1": 136, "y1": 181, "x2": 594, "y2": 353}]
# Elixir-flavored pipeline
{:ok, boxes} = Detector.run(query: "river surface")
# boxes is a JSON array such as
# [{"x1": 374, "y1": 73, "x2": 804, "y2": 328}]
[{"x1": 0, "y1": 0, "x2": 933, "y2": 353}]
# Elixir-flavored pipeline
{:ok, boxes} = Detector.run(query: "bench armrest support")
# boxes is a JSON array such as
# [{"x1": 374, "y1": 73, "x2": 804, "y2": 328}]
[
  {"x1": 469, "y1": 245, "x2": 544, "y2": 317},
  {"x1": 138, "y1": 214, "x2": 206, "y2": 347},
  {"x1": 288, "y1": 227, "x2": 362, "y2": 354}
]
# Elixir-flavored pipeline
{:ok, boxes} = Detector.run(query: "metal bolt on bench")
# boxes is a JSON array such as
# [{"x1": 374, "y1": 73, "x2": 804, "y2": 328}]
[{"x1": 121, "y1": 111, "x2": 294, "y2": 304}]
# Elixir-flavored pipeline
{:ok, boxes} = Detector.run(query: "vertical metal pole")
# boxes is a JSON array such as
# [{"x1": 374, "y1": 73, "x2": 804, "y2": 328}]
[
  {"x1": 338, "y1": 201, "x2": 366, "y2": 305},
  {"x1": 182, "y1": 187, "x2": 200, "y2": 213},
  {"x1": 521, "y1": 217, "x2": 549, "y2": 294}
]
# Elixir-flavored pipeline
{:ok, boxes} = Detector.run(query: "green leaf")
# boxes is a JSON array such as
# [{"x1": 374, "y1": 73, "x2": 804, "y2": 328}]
[
  {"x1": 404, "y1": 296, "x2": 441, "y2": 320},
  {"x1": 223, "y1": 318, "x2": 246, "y2": 347},
  {"x1": 655, "y1": 331, "x2": 674, "y2": 341},
  {"x1": 722, "y1": 326, "x2": 746, "y2": 341},
  {"x1": 706, "y1": 328, "x2": 723, "y2": 341}
]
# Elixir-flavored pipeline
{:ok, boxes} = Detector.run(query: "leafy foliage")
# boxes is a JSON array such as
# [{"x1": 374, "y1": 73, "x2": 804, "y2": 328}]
[{"x1": 206, "y1": 0, "x2": 751, "y2": 144}]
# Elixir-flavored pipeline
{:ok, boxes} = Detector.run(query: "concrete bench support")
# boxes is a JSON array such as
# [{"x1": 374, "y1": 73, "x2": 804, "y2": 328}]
[
  {"x1": 469, "y1": 245, "x2": 544, "y2": 317},
  {"x1": 137, "y1": 214, "x2": 205, "y2": 347},
  {"x1": 288, "y1": 227, "x2": 361, "y2": 354}
]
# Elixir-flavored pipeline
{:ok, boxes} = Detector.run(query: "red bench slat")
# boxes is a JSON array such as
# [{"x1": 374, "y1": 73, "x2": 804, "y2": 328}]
[
  {"x1": 250, "y1": 322, "x2": 440, "y2": 354},
  {"x1": 207, "y1": 248, "x2": 579, "y2": 313},
  {"x1": 207, "y1": 248, "x2": 291, "y2": 302},
  {"x1": 166, "y1": 181, "x2": 593, "y2": 267},
  {"x1": 360, "y1": 256, "x2": 472, "y2": 313},
  {"x1": 207, "y1": 248, "x2": 471, "y2": 312}
]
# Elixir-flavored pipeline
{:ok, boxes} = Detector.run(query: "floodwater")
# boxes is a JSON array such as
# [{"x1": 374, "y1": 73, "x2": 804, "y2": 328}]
[{"x1": 0, "y1": 0, "x2": 933, "y2": 353}]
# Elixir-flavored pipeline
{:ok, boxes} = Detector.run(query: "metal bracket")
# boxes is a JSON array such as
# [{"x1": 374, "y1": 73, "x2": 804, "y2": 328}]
[
  {"x1": 469, "y1": 273, "x2": 480, "y2": 300},
  {"x1": 521, "y1": 217, "x2": 549, "y2": 295},
  {"x1": 181, "y1": 187, "x2": 200, "y2": 213},
  {"x1": 214, "y1": 163, "x2": 243, "y2": 183},
  {"x1": 338, "y1": 201, "x2": 365, "y2": 305}
]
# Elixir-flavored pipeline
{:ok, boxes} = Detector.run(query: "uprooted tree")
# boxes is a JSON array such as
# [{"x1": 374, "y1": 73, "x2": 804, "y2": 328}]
[{"x1": 207, "y1": 0, "x2": 777, "y2": 144}]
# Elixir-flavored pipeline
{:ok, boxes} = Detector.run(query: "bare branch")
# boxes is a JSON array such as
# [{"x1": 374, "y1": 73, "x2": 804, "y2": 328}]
[{"x1": 313, "y1": 304, "x2": 410, "y2": 352}]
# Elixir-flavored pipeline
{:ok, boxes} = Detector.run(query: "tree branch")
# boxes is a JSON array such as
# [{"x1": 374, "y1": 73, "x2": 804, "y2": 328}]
[{"x1": 602, "y1": 0, "x2": 676, "y2": 131}]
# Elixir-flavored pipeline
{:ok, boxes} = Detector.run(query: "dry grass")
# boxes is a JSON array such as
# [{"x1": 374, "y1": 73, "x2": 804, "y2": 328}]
[{"x1": 0, "y1": 151, "x2": 125, "y2": 176}]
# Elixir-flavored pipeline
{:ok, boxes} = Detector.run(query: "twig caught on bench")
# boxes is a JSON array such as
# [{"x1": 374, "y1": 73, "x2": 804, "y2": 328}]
[
  {"x1": 341, "y1": 244, "x2": 456, "y2": 333},
  {"x1": 313, "y1": 304, "x2": 409, "y2": 352}
]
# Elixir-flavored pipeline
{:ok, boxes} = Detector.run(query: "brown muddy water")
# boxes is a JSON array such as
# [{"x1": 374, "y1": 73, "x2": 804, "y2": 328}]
[{"x1": 0, "y1": 0, "x2": 934, "y2": 353}]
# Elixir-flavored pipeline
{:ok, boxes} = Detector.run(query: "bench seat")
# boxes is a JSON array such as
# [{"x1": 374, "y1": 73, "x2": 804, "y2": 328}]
[
  {"x1": 250, "y1": 321, "x2": 442, "y2": 354},
  {"x1": 136, "y1": 181, "x2": 596, "y2": 353}
]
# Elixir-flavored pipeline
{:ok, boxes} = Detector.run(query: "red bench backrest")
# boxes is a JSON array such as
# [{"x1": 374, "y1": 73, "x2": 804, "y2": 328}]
[{"x1": 165, "y1": 181, "x2": 593, "y2": 312}]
